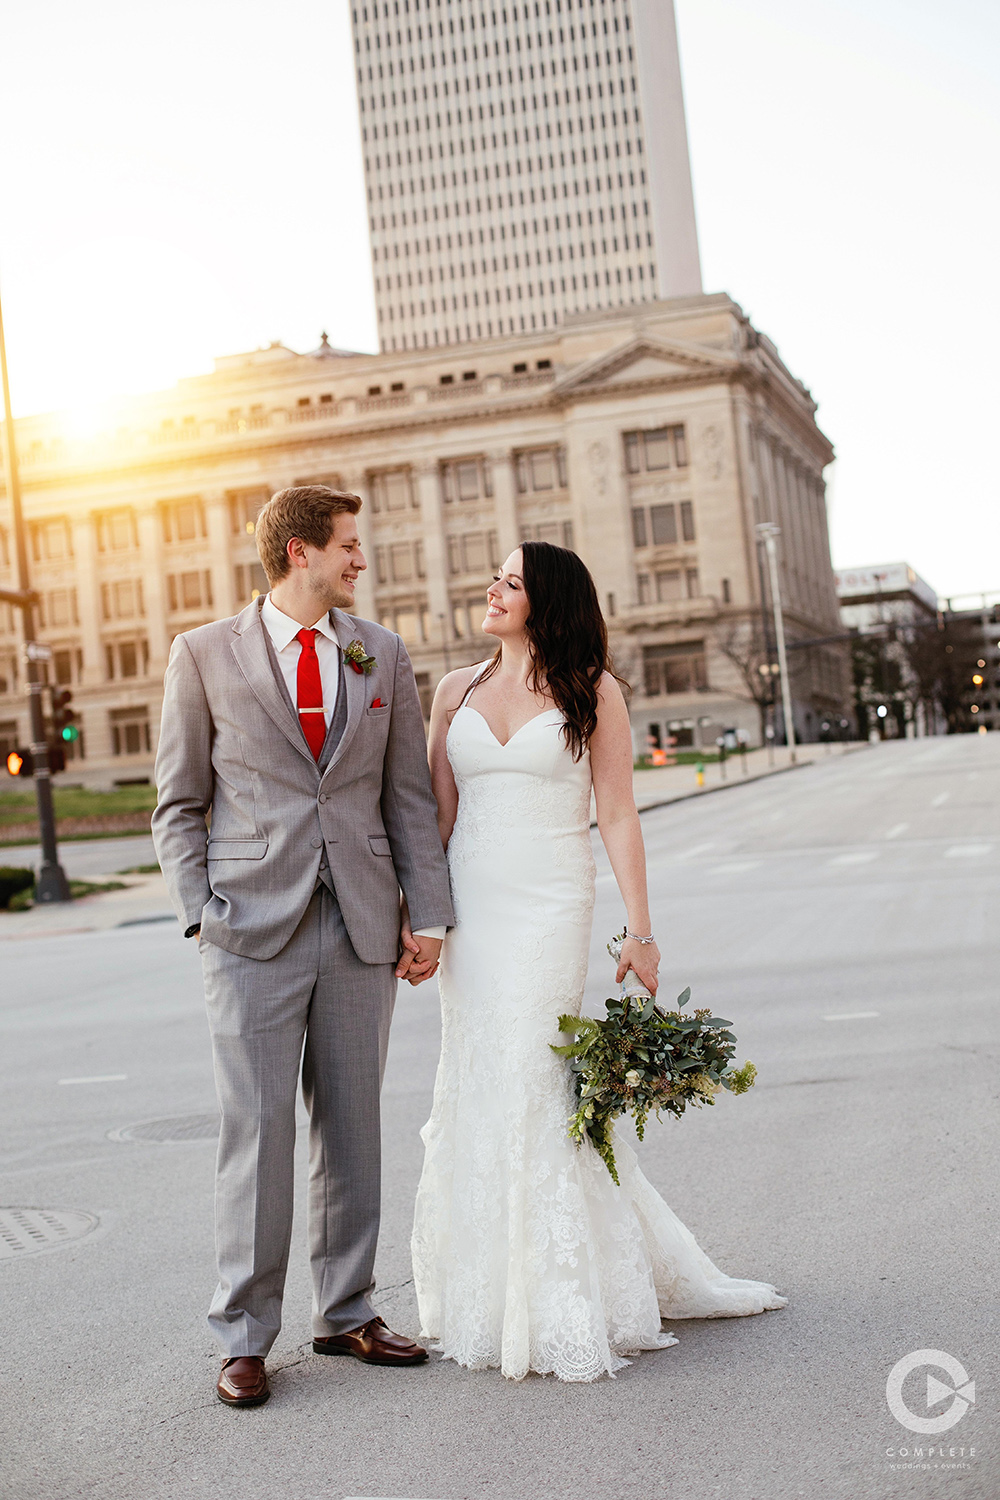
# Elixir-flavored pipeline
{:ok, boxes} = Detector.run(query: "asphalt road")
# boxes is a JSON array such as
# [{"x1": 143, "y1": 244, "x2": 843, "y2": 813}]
[{"x1": 1, "y1": 735, "x2": 996, "y2": 1500}]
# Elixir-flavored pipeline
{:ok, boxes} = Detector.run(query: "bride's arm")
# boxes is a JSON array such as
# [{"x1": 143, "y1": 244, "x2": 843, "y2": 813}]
[
  {"x1": 427, "y1": 666, "x2": 474, "y2": 849},
  {"x1": 590, "y1": 673, "x2": 661, "y2": 995}
]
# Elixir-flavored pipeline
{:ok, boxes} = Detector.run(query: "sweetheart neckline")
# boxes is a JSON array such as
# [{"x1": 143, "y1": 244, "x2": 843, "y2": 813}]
[{"x1": 459, "y1": 703, "x2": 562, "y2": 750}]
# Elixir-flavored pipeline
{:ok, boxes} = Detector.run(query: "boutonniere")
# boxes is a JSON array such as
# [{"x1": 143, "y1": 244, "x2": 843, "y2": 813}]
[{"x1": 344, "y1": 638, "x2": 377, "y2": 675}]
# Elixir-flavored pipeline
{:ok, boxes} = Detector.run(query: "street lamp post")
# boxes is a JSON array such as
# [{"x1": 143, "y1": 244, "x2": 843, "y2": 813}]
[
  {"x1": 756, "y1": 522, "x2": 797, "y2": 766},
  {"x1": 0, "y1": 274, "x2": 71, "y2": 901}
]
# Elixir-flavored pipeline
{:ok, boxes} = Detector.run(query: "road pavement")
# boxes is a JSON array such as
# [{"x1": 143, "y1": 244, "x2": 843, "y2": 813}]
[{"x1": 0, "y1": 735, "x2": 996, "y2": 1500}]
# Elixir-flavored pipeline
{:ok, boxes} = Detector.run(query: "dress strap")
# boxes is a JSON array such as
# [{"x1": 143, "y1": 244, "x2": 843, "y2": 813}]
[{"x1": 458, "y1": 659, "x2": 492, "y2": 709}]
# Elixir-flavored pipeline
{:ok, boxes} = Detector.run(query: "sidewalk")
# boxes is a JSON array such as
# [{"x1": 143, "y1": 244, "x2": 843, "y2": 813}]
[
  {"x1": 629, "y1": 739, "x2": 867, "y2": 813},
  {"x1": 0, "y1": 871, "x2": 175, "y2": 940},
  {"x1": 0, "y1": 742, "x2": 870, "y2": 939}
]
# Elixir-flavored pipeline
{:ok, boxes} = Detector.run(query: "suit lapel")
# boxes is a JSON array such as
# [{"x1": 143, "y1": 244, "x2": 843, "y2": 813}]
[
  {"x1": 320, "y1": 610, "x2": 368, "y2": 781},
  {"x1": 230, "y1": 601, "x2": 317, "y2": 769}
]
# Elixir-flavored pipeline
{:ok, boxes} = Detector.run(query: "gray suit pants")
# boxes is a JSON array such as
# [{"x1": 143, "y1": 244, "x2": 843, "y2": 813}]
[{"x1": 200, "y1": 886, "x2": 396, "y2": 1357}]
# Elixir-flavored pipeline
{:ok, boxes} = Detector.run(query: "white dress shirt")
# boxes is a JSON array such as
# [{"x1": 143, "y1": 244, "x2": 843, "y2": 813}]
[
  {"x1": 261, "y1": 593, "x2": 340, "y2": 728},
  {"x1": 260, "y1": 594, "x2": 445, "y2": 945}
]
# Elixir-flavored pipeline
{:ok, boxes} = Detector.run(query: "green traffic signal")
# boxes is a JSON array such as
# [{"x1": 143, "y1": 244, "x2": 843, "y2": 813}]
[{"x1": 61, "y1": 725, "x2": 79, "y2": 742}]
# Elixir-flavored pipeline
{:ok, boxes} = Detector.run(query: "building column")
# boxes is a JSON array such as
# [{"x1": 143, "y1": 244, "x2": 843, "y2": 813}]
[
  {"x1": 205, "y1": 491, "x2": 237, "y2": 621},
  {"x1": 136, "y1": 508, "x2": 170, "y2": 753},
  {"x1": 341, "y1": 469, "x2": 377, "y2": 621},
  {"x1": 71, "y1": 514, "x2": 103, "y2": 688},
  {"x1": 414, "y1": 461, "x2": 450, "y2": 623},
  {"x1": 488, "y1": 448, "x2": 520, "y2": 558}
]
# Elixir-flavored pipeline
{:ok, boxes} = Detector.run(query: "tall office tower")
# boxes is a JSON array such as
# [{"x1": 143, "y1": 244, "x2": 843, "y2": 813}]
[{"x1": 351, "y1": 0, "x2": 702, "y2": 350}]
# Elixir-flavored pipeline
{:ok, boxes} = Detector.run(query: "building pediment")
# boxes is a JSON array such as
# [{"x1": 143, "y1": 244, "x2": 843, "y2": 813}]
[{"x1": 554, "y1": 336, "x2": 735, "y2": 396}]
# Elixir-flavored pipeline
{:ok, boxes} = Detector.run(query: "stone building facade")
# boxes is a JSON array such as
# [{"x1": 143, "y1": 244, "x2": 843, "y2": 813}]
[{"x1": 0, "y1": 294, "x2": 846, "y2": 787}]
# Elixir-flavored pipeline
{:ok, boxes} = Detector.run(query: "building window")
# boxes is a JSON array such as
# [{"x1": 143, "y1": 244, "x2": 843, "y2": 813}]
[
  {"x1": 52, "y1": 649, "x2": 75, "y2": 686},
  {"x1": 110, "y1": 706, "x2": 151, "y2": 756},
  {"x1": 369, "y1": 469, "x2": 415, "y2": 512},
  {"x1": 167, "y1": 572, "x2": 212, "y2": 612},
  {"x1": 655, "y1": 570, "x2": 682, "y2": 602},
  {"x1": 631, "y1": 507, "x2": 647, "y2": 548},
  {"x1": 441, "y1": 456, "x2": 492, "y2": 503},
  {"x1": 382, "y1": 603, "x2": 426, "y2": 645},
  {"x1": 234, "y1": 562, "x2": 269, "y2": 603},
  {"x1": 105, "y1": 639, "x2": 149, "y2": 681},
  {"x1": 95, "y1": 509, "x2": 137, "y2": 552},
  {"x1": 100, "y1": 580, "x2": 143, "y2": 621},
  {"x1": 623, "y1": 425, "x2": 688, "y2": 473},
  {"x1": 650, "y1": 504, "x2": 677, "y2": 546},
  {"x1": 515, "y1": 446, "x2": 567, "y2": 492},
  {"x1": 631, "y1": 501, "x2": 695, "y2": 548},
  {"x1": 42, "y1": 589, "x2": 79, "y2": 628},
  {"x1": 447, "y1": 531, "x2": 499, "y2": 575},
  {"x1": 30, "y1": 518, "x2": 72, "y2": 562},
  {"x1": 721, "y1": 577, "x2": 731, "y2": 604},
  {"x1": 686, "y1": 568, "x2": 701, "y2": 598},
  {"x1": 642, "y1": 642, "x2": 708, "y2": 697},
  {"x1": 228, "y1": 487, "x2": 270, "y2": 536},
  {"x1": 161, "y1": 498, "x2": 206, "y2": 543},
  {"x1": 390, "y1": 543, "x2": 415, "y2": 582},
  {"x1": 637, "y1": 572, "x2": 651, "y2": 605}
]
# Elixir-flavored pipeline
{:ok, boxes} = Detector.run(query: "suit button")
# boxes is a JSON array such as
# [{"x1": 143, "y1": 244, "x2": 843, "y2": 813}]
[
  {"x1": 319, "y1": 794, "x2": 327, "y2": 804},
  {"x1": 311, "y1": 839, "x2": 323, "y2": 849},
  {"x1": 319, "y1": 862, "x2": 328, "y2": 871}
]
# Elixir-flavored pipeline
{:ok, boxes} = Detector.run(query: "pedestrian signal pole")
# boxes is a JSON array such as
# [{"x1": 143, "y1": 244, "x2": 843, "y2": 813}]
[{"x1": 0, "y1": 273, "x2": 70, "y2": 901}]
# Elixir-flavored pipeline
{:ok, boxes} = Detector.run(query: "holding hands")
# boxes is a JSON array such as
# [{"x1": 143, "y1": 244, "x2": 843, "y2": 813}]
[{"x1": 396, "y1": 903, "x2": 442, "y2": 984}]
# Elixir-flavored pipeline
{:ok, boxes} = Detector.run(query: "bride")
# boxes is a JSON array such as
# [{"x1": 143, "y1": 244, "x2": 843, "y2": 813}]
[{"x1": 409, "y1": 542, "x2": 786, "y2": 1382}]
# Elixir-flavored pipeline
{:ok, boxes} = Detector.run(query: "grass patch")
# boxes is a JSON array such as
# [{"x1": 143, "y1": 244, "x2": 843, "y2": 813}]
[
  {"x1": 0, "y1": 784, "x2": 157, "y2": 828},
  {"x1": 7, "y1": 877, "x2": 129, "y2": 911},
  {"x1": 117, "y1": 864, "x2": 160, "y2": 875},
  {"x1": 634, "y1": 750, "x2": 723, "y2": 769}
]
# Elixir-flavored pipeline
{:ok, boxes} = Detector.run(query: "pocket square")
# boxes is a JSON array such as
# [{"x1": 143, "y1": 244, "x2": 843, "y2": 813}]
[{"x1": 370, "y1": 697, "x2": 383, "y2": 708}]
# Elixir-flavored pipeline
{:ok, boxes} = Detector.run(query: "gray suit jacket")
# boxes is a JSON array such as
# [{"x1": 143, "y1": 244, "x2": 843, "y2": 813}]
[{"x1": 152, "y1": 600, "x2": 454, "y2": 963}]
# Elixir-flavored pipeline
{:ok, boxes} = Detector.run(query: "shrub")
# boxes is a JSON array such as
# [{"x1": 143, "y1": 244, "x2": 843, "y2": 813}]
[{"x1": 0, "y1": 867, "x2": 35, "y2": 909}]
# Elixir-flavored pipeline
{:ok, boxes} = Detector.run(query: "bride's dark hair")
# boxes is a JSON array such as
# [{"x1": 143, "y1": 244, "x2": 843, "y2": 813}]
[{"x1": 481, "y1": 540, "x2": 623, "y2": 760}]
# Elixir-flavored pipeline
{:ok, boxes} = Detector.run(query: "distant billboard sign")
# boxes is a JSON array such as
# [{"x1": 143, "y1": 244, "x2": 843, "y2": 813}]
[{"x1": 835, "y1": 563, "x2": 937, "y2": 613}]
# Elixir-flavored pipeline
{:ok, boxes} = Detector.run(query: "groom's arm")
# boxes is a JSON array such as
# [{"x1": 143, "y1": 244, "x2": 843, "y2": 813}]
[
  {"x1": 151, "y1": 635, "x2": 214, "y2": 935},
  {"x1": 379, "y1": 636, "x2": 455, "y2": 934}
]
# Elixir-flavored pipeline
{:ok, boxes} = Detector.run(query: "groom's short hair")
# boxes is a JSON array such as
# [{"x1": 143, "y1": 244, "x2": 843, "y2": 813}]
[{"x1": 256, "y1": 485, "x2": 362, "y2": 583}]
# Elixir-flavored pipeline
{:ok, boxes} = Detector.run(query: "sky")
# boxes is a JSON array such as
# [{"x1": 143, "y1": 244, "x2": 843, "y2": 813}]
[{"x1": 0, "y1": 0, "x2": 997, "y2": 599}]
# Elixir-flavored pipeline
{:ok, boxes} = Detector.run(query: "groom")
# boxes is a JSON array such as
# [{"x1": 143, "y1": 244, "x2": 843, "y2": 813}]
[{"x1": 153, "y1": 485, "x2": 453, "y2": 1407}]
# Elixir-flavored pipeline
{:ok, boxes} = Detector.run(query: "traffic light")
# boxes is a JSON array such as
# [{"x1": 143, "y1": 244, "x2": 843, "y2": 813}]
[
  {"x1": 6, "y1": 748, "x2": 32, "y2": 777},
  {"x1": 51, "y1": 688, "x2": 79, "y2": 743}
]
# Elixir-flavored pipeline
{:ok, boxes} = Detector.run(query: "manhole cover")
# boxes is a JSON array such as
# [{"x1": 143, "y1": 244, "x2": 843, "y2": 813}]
[
  {"x1": 0, "y1": 1207, "x2": 99, "y2": 1261},
  {"x1": 109, "y1": 1113, "x2": 221, "y2": 1144}
]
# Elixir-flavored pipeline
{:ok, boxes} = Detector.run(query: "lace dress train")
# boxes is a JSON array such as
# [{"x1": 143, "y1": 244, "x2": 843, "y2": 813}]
[{"x1": 411, "y1": 696, "x2": 786, "y2": 1382}]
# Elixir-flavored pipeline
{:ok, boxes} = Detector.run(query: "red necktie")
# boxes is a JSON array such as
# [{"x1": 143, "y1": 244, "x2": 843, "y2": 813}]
[{"x1": 295, "y1": 628, "x2": 326, "y2": 760}]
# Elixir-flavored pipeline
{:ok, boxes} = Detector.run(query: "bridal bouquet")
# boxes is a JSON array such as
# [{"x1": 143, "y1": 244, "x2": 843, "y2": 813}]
[{"x1": 550, "y1": 934, "x2": 757, "y2": 1184}]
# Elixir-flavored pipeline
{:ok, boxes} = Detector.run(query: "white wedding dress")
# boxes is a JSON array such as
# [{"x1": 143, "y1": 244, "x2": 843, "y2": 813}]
[{"x1": 411, "y1": 679, "x2": 786, "y2": 1382}]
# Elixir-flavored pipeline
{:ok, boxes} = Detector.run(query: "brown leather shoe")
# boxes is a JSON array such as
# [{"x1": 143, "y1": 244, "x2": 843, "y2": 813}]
[
  {"x1": 313, "y1": 1315, "x2": 428, "y2": 1366},
  {"x1": 216, "y1": 1356, "x2": 270, "y2": 1406}
]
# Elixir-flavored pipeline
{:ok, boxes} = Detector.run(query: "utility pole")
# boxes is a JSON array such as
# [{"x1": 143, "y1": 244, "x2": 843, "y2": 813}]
[
  {"x1": 756, "y1": 523, "x2": 797, "y2": 765},
  {"x1": 0, "y1": 273, "x2": 71, "y2": 901}
]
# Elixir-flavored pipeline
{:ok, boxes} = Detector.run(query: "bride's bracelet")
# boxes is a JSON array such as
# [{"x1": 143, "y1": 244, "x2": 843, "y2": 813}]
[{"x1": 625, "y1": 930, "x2": 656, "y2": 945}]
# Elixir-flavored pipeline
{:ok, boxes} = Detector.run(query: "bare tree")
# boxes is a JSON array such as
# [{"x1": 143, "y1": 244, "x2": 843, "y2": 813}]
[{"x1": 714, "y1": 619, "x2": 776, "y2": 742}]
